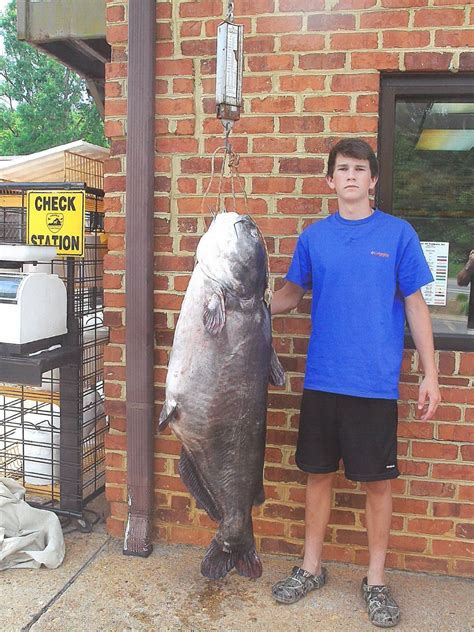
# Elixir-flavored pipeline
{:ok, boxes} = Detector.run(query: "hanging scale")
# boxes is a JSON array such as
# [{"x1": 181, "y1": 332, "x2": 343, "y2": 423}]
[{"x1": 215, "y1": 1, "x2": 244, "y2": 148}]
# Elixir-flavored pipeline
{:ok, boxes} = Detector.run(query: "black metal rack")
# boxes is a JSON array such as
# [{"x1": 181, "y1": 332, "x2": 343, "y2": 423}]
[{"x1": 0, "y1": 183, "x2": 108, "y2": 528}]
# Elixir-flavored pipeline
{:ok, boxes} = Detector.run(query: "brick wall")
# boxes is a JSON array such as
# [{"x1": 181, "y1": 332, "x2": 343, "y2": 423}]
[{"x1": 103, "y1": 0, "x2": 474, "y2": 577}]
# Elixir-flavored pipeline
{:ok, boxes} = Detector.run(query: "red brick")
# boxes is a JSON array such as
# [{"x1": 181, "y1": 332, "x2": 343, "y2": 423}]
[
  {"x1": 336, "y1": 529, "x2": 367, "y2": 546},
  {"x1": 432, "y1": 463, "x2": 474, "y2": 481},
  {"x1": 279, "y1": 116, "x2": 324, "y2": 134},
  {"x1": 356, "y1": 94, "x2": 379, "y2": 113},
  {"x1": 159, "y1": 59, "x2": 194, "y2": 76},
  {"x1": 243, "y1": 75, "x2": 273, "y2": 93},
  {"x1": 351, "y1": 52, "x2": 400, "y2": 70},
  {"x1": 279, "y1": 158, "x2": 324, "y2": 174},
  {"x1": 299, "y1": 53, "x2": 346, "y2": 70},
  {"x1": 276, "y1": 198, "x2": 322, "y2": 215},
  {"x1": 461, "y1": 445, "x2": 474, "y2": 461},
  {"x1": 398, "y1": 420, "x2": 434, "y2": 439},
  {"x1": 459, "y1": 52, "x2": 474, "y2": 71},
  {"x1": 435, "y1": 30, "x2": 474, "y2": 47},
  {"x1": 279, "y1": 75, "x2": 325, "y2": 92},
  {"x1": 458, "y1": 353, "x2": 474, "y2": 376},
  {"x1": 382, "y1": 0, "x2": 427, "y2": 6},
  {"x1": 392, "y1": 497, "x2": 429, "y2": 514},
  {"x1": 252, "y1": 177, "x2": 296, "y2": 194},
  {"x1": 411, "y1": 441, "x2": 458, "y2": 460},
  {"x1": 383, "y1": 30, "x2": 430, "y2": 48},
  {"x1": 251, "y1": 96, "x2": 295, "y2": 113},
  {"x1": 360, "y1": 10, "x2": 408, "y2": 28},
  {"x1": 331, "y1": 73, "x2": 380, "y2": 92},
  {"x1": 410, "y1": 481, "x2": 456, "y2": 498},
  {"x1": 233, "y1": 117, "x2": 275, "y2": 134},
  {"x1": 253, "y1": 137, "x2": 297, "y2": 153},
  {"x1": 156, "y1": 98, "x2": 194, "y2": 115},
  {"x1": 280, "y1": 34, "x2": 325, "y2": 52},
  {"x1": 236, "y1": 0, "x2": 275, "y2": 15},
  {"x1": 456, "y1": 523, "x2": 474, "y2": 540},
  {"x1": 405, "y1": 53, "x2": 452, "y2": 71},
  {"x1": 248, "y1": 55, "x2": 295, "y2": 72},
  {"x1": 334, "y1": 0, "x2": 376, "y2": 7},
  {"x1": 260, "y1": 538, "x2": 303, "y2": 555},
  {"x1": 414, "y1": 8, "x2": 465, "y2": 27},
  {"x1": 331, "y1": 32, "x2": 379, "y2": 50},
  {"x1": 329, "y1": 116, "x2": 378, "y2": 133},
  {"x1": 437, "y1": 424, "x2": 472, "y2": 442},
  {"x1": 407, "y1": 518, "x2": 453, "y2": 536},
  {"x1": 404, "y1": 555, "x2": 449, "y2": 573},
  {"x1": 389, "y1": 534, "x2": 427, "y2": 553},
  {"x1": 243, "y1": 36, "x2": 276, "y2": 54},
  {"x1": 432, "y1": 539, "x2": 474, "y2": 558},
  {"x1": 181, "y1": 39, "x2": 215, "y2": 57},
  {"x1": 280, "y1": 0, "x2": 325, "y2": 9},
  {"x1": 453, "y1": 559, "x2": 474, "y2": 577},
  {"x1": 257, "y1": 16, "x2": 302, "y2": 33},
  {"x1": 308, "y1": 14, "x2": 356, "y2": 31}
]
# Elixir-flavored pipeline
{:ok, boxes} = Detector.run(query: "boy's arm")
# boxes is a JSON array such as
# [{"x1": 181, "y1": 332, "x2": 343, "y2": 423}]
[
  {"x1": 271, "y1": 281, "x2": 306, "y2": 315},
  {"x1": 404, "y1": 290, "x2": 441, "y2": 420}
]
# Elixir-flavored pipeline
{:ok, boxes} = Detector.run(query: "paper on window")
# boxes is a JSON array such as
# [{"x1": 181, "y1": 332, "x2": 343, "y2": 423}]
[{"x1": 421, "y1": 241, "x2": 449, "y2": 306}]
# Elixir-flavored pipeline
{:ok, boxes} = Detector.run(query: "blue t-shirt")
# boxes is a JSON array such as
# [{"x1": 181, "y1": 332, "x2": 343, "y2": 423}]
[{"x1": 286, "y1": 209, "x2": 433, "y2": 399}]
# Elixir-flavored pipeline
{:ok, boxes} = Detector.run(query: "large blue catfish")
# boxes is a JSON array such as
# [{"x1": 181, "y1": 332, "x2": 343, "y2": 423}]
[{"x1": 159, "y1": 211, "x2": 285, "y2": 579}]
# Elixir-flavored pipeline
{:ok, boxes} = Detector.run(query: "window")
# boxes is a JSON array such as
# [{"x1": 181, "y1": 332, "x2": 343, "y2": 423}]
[{"x1": 378, "y1": 74, "x2": 474, "y2": 351}]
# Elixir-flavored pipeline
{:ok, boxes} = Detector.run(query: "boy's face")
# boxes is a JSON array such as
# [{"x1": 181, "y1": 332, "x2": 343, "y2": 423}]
[{"x1": 326, "y1": 154, "x2": 378, "y2": 204}]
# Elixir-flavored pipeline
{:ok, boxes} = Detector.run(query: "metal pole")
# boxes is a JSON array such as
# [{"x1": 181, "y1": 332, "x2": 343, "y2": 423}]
[{"x1": 123, "y1": 0, "x2": 156, "y2": 557}]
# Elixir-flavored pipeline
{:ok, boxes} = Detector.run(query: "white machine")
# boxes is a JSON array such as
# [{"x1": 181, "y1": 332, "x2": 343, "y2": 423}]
[
  {"x1": 0, "y1": 272, "x2": 67, "y2": 345},
  {"x1": 0, "y1": 243, "x2": 67, "y2": 347}
]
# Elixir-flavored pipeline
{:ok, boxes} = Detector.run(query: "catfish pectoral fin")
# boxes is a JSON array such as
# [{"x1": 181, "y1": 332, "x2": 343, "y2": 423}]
[
  {"x1": 158, "y1": 399, "x2": 177, "y2": 429},
  {"x1": 203, "y1": 289, "x2": 225, "y2": 335},
  {"x1": 179, "y1": 448, "x2": 222, "y2": 522},
  {"x1": 269, "y1": 346, "x2": 286, "y2": 387}
]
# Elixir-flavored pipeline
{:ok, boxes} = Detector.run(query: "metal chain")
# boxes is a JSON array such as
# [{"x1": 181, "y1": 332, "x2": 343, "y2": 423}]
[{"x1": 227, "y1": 0, "x2": 234, "y2": 22}]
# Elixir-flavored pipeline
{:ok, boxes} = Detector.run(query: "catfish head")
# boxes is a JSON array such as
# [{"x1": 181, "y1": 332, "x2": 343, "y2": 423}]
[{"x1": 197, "y1": 212, "x2": 267, "y2": 300}]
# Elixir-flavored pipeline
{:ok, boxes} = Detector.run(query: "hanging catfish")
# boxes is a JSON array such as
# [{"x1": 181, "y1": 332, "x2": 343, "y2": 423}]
[{"x1": 159, "y1": 211, "x2": 285, "y2": 579}]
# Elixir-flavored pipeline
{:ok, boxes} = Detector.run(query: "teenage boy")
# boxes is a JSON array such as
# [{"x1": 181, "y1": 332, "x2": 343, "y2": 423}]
[{"x1": 270, "y1": 139, "x2": 440, "y2": 628}]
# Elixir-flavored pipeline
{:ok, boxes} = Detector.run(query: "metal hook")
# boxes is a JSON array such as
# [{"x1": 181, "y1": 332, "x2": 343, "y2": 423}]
[{"x1": 227, "y1": 1, "x2": 235, "y2": 22}]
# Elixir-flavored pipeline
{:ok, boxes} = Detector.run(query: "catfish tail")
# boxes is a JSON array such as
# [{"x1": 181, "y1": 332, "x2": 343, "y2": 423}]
[
  {"x1": 201, "y1": 537, "x2": 234, "y2": 579},
  {"x1": 234, "y1": 544, "x2": 262, "y2": 579},
  {"x1": 200, "y1": 537, "x2": 262, "y2": 580}
]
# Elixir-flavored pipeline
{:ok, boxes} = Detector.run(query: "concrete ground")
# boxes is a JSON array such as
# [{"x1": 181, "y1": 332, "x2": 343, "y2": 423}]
[{"x1": 1, "y1": 504, "x2": 473, "y2": 632}]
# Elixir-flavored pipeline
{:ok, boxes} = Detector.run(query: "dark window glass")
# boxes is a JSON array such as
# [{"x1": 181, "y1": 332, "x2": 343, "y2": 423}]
[{"x1": 378, "y1": 75, "x2": 474, "y2": 349}]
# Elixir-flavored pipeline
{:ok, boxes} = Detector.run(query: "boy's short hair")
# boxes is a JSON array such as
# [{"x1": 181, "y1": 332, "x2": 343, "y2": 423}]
[{"x1": 327, "y1": 138, "x2": 379, "y2": 178}]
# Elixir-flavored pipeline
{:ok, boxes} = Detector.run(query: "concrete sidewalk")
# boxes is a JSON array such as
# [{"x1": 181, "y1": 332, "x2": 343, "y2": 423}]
[{"x1": 1, "y1": 512, "x2": 473, "y2": 632}]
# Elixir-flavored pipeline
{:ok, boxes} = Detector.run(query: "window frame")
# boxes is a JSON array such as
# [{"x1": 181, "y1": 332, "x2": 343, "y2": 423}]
[{"x1": 377, "y1": 73, "x2": 474, "y2": 352}]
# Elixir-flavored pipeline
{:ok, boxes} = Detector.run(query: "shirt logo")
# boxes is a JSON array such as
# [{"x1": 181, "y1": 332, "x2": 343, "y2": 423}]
[{"x1": 371, "y1": 250, "x2": 390, "y2": 258}]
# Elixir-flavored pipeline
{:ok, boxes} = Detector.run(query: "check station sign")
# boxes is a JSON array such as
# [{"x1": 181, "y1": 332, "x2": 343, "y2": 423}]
[{"x1": 27, "y1": 190, "x2": 85, "y2": 257}]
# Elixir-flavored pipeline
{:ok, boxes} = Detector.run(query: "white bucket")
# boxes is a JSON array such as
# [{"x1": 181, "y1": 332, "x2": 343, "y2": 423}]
[{"x1": 17, "y1": 420, "x2": 60, "y2": 486}]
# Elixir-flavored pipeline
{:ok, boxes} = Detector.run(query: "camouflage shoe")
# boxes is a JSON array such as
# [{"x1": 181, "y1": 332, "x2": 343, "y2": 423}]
[
  {"x1": 272, "y1": 566, "x2": 327, "y2": 604},
  {"x1": 362, "y1": 577, "x2": 400, "y2": 628}
]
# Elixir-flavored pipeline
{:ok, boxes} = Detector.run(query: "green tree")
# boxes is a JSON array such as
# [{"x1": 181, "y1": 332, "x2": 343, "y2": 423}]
[{"x1": 0, "y1": 0, "x2": 106, "y2": 155}]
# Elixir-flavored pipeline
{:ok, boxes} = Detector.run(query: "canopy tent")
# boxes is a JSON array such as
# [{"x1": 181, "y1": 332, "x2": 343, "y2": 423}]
[{"x1": 0, "y1": 141, "x2": 108, "y2": 186}]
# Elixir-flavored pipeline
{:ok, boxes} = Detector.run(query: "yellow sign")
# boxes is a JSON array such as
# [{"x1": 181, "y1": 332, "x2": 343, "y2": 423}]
[{"x1": 27, "y1": 190, "x2": 85, "y2": 257}]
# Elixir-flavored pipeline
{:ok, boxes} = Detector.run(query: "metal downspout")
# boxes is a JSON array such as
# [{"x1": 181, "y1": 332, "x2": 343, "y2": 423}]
[{"x1": 123, "y1": 0, "x2": 155, "y2": 556}]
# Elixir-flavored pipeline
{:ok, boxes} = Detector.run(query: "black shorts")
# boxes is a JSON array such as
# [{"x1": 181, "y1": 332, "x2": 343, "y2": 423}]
[{"x1": 295, "y1": 389, "x2": 400, "y2": 482}]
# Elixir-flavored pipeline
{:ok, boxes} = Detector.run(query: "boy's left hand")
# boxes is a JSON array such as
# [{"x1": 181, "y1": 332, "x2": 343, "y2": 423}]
[{"x1": 417, "y1": 376, "x2": 441, "y2": 420}]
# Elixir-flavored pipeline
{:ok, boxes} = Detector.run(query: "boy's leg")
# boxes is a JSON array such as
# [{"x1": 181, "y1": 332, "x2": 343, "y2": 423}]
[
  {"x1": 364, "y1": 479, "x2": 392, "y2": 586},
  {"x1": 301, "y1": 472, "x2": 335, "y2": 575},
  {"x1": 272, "y1": 472, "x2": 333, "y2": 604}
]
